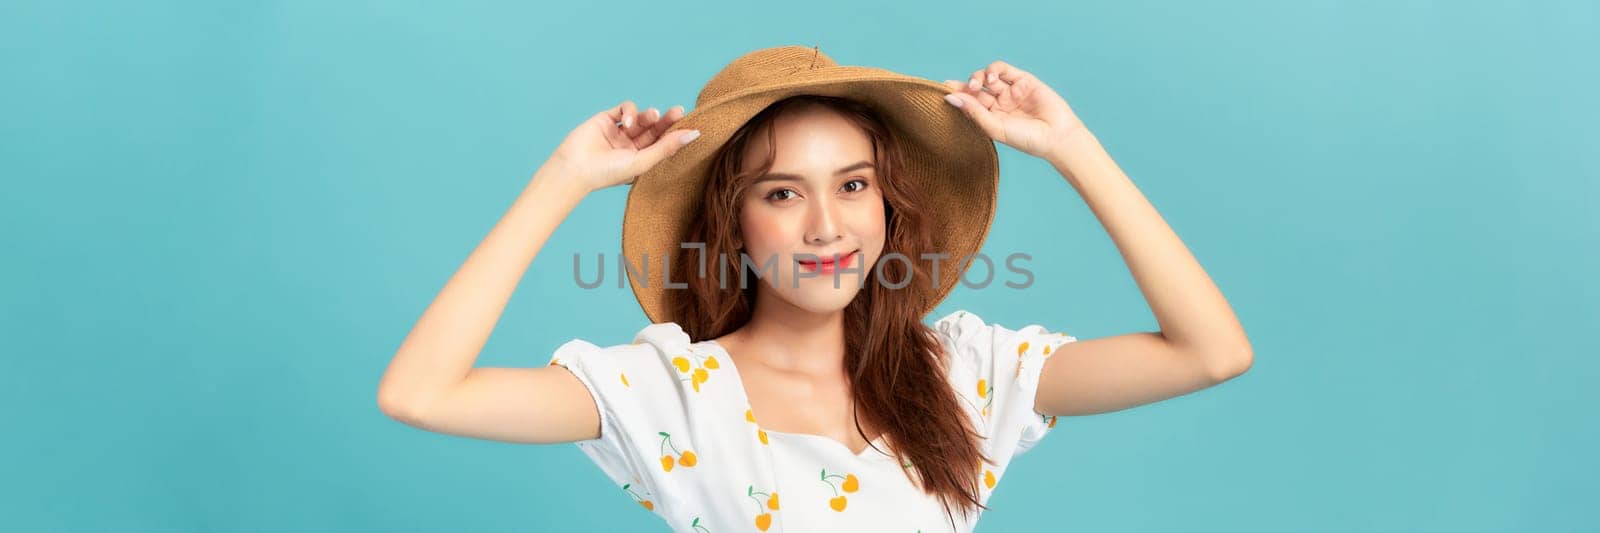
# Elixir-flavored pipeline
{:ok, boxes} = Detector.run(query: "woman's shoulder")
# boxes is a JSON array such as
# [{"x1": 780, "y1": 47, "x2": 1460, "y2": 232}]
[
  {"x1": 928, "y1": 308, "x2": 1078, "y2": 375},
  {"x1": 930, "y1": 308, "x2": 986, "y2": 342},
  {"x1": 547, "y1": 321, "x2": 703, "y2": 373},
  {"x1": 930, "y1": 308, "x2": 1075, "y2": 345}
]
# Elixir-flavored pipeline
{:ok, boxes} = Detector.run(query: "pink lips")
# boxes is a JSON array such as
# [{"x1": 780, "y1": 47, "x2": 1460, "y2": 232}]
[{"x1": 798, "y1": 250, "x2": 858, "y2": 275}]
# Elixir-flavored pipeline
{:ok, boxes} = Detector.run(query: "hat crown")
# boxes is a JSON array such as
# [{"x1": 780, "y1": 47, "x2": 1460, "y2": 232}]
[{"x1": 695, "y1": 45, "x2": 839, "y2": 108}]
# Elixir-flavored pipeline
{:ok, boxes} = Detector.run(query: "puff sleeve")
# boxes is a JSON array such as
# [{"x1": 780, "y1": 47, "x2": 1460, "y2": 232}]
[
  {"x1": 545, "y1": 323, "x2": 705, "y2": 516},
  {"x1": 933, "y1": 309, "x2": 1078, "y2": 464}
]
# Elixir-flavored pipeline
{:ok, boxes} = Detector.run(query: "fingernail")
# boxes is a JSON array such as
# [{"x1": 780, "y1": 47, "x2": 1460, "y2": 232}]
[
  {"x1": 680, "y1": 130, "x2": 701, "y2": 144},
  {"x1": 944, "y1": 94, "x2": 964, "y2": 108},
  {"x1": 987, "y1": 73, "x2": 998, "y2": 83},
  {"x1": 624, "y1": 116, "x2": 633, "y2": 128},
  {"x1": 968, "y1": 78, "x2": 979, "y2": 89}
]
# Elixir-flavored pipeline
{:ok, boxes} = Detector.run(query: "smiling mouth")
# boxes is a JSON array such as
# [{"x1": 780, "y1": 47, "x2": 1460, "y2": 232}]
[{"x1": 797, "y1": 250, "x2": 859, "y2": 270}]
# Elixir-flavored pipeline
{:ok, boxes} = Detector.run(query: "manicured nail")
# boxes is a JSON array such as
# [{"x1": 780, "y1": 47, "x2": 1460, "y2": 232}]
[
  {"x1": 624, "y1": 116, "x2": 633, "y2": 128},
  {"x1": 944, "y1": 94, "x2": 964, "y2": 108},
  {"x1": 968, "y1": 78, "x2": 980, "y2": 89},
  {"x1": 680, "y1": 130, "x2": 701, "y2": 144},
  {"x1": 987, "y1": 72, "x2": 998, "y2": 83}
]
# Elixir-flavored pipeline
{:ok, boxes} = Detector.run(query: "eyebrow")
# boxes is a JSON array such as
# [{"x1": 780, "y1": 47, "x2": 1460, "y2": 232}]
[{"x1": 753, "y1": 161, "x2": 875, "y2": 184}]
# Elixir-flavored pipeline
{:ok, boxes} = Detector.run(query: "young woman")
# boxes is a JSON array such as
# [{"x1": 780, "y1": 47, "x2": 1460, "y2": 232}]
[{"x1": 377, "y1": 46, "x2": 1252, "y2": 532}]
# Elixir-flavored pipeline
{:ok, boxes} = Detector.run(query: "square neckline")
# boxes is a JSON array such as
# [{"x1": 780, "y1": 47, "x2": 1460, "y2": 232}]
[{"x1": 701, "y1": 339, "x2": 892, "y2": 460}]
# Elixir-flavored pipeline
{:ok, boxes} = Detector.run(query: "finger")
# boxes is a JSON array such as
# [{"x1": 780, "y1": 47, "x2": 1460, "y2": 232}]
[
  {"x1": 943, "y1": 91, "x2": 1004, "y2": 141},
  {"x1": 615, "y1": 100, "x2": 638, "y2": 132},
  {"x1": 622, "y1": 104, "x2": 650, "y2": 138},
  {"x1": 597, "y1": 109, "x2": 630, "y2": 147},
  {"x1": 629, "y1": 128, "x2": 702, "y2": 176},
  {"x1": 964, "y1": 71, "x2": 1000, "y2": 107},
  {"x1": 653, "y1": 105, "x2": 685, "y2": 138},
  {"x1": 633, "y1": 107, "x2": 664, "y2": 147},
  {"x1": 639, "y1": 105, "x2": 685, "y2": 147},
  {"x1": 947, "y1": 79, "x2": 996, "y2": 109},
  {"x1": 980, "y1": 69, "x2": 1011, "y2": 95},
  {"x1": 631, "y1": 107, "x2": 660, "y2": 140},
  {"x1": 637, "y1": 107, "x2": 660, "y2": 128},
  {"x1": 607, "y1": 100, "x2": 634, "y2": 124},
  {"x1": 970, "y1": 65, "x2": 1012, "y2": 101},
  {"x1": 967, "y1": 69, "x2": 986, "y2": 92},
  {"x1": 986, "y1": 60, "x2": 1034, "y2": 85}
]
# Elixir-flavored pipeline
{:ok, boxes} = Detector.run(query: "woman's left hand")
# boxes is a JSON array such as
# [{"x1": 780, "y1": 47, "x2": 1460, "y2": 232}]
[{"x1": 943, "y1": 61, "x2": 1089, "y2": 161}]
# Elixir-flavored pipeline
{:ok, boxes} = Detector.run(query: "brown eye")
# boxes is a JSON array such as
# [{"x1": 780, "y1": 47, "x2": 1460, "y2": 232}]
[
  {"x1": 842, "y1": 179, "x2": 869, "y2": 193},
  {"x1": 765, "y1": 188, "x2": 797, "y2": 202}
]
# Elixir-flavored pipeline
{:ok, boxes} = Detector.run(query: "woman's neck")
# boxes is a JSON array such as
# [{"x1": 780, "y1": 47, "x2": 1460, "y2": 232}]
[{"x1": 728, "y1": 303, "x2": 848, "y2": 378}]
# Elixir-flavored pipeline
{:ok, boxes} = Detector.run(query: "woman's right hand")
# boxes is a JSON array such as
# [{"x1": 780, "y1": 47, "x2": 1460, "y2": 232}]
[{"x1": 543, "y1": 100, "x2": 702, "y2": 195}]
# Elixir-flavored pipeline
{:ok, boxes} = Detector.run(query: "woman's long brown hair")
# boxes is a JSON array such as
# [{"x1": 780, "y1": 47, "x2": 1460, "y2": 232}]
[{"x1": 664, "y1": 94, "x2": 995, "y2": 527}]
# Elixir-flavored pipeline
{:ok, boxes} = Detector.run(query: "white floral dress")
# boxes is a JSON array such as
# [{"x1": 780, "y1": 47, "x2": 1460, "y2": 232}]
[{"x1": 546, "y1": 309, "x2": 1078, "y2": 532}]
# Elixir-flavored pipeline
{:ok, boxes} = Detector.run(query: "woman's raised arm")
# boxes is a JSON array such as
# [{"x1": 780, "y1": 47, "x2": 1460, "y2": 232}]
[
  {"x1": 943, "y1": 62, "x2": 1252, "y2": 418},
  {"x1": 376, "y1": 101, "x2": 700, "y2": 443}
]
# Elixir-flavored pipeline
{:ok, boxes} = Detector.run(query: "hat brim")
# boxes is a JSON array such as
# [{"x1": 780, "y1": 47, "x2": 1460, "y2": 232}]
[{"x1": 622, "y1": 68, "x2": 999, "y2": 326}]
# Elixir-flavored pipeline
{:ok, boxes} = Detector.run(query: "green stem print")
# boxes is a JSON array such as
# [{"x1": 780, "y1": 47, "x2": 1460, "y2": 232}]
[
  {"x1": 671, "y1": 347, "x2": 720, "y2": 393},
  {"x1": 819, "y1": 468, "x2": 859, "y2": 512},
  {"x1": 621, "y1": 482, "x2": 654, "y2": 511},
  {"x1": 976, "y1": 377, "x2": 994, "y2": 418},
  {"x1": 955, "y1": 385, "x2": 995, "y2": 436},
  {"x1": 657, "y1": 431, "x2": 697, "y2": 471},
  {"x1": 746, "y1": 484, "x2": 778, "y2": 531}
]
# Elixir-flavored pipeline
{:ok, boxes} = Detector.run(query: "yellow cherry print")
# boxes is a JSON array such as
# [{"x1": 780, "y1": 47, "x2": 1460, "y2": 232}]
[
  {"x1": 974, "y1": 377, "x2": 994, "y2": 418},
  {"x1": 984, "y1": 469, "x2": 997, "y2": 489},
  {"x1": 675, "y1": 348, "x2": 719, "y2": 393},
  {"x1": 620, "y1": 373, "x2": 629, "y2": 387},
  {"x1": 689, "y1": 367, "x2": 710, "y2": 392},
  {"x1": 658, "y1": 432, "x2": 696, "y2": 470},
  {"x1": 821, "y1": 468, "x2": 857, "y2": 511},
  {"x1": 622, "y1": 483, "x2": 654, "y2": 511},
  {"x1": 747, "y1": 485, "x2": 779, "y2": 531},
  {"x1": 745, "y1": 407, "x2": 769, "y2": 444}
]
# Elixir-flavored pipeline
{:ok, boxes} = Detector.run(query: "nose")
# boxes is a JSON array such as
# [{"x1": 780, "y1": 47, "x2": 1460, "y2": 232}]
[{"x1": 805, "y1": 195, "x2": 843, "y2": 245}]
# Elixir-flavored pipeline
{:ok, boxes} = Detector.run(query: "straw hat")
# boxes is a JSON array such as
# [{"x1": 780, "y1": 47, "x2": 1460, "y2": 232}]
[{"x1": 623, "y1": 45, "x2": 999, "y2": 325}]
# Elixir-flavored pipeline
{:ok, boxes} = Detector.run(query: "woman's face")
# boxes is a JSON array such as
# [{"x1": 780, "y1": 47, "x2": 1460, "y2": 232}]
[{"x1": 736, "y1": 105, "x2": 887, "y2": 315}]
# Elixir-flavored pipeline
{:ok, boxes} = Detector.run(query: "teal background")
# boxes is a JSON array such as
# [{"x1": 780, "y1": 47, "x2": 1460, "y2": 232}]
[{"x1": 3, "y1": 0, "x2": 1595, "y2": 531}]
